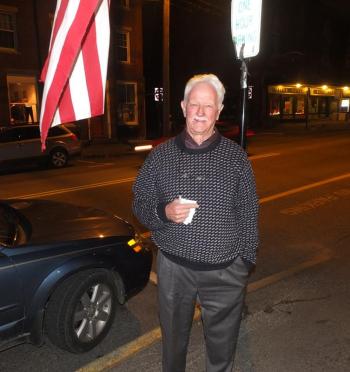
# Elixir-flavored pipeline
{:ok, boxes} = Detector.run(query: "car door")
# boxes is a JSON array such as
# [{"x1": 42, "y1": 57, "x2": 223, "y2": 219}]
[
  {"x1": 0, "y1": 128, "x2": 22, "y2": 162},
  {"x1": 16, "y1": 126, "x2": 42, "y2": 159},
  {"x1": 0, "y1": 250, "x2": 24, "y2": 343}
]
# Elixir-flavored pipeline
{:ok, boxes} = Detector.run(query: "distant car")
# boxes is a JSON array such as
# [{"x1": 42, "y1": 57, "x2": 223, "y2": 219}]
[
  {"x1": 133, "y1": 121, "x2": 255, "y2": 152},
  {"x1": 0, "y1": 124, "x2": 81, "y2": 169},
  {"x1": 215, "y1": 120, "x2": 255, "y2": 142},
  {"x1": 0, "y1": 199, "x2": 152, "y2": 353}
]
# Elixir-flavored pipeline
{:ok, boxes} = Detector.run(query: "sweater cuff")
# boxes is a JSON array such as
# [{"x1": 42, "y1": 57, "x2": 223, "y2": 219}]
[{"x1": 157, "y1": 202, "x2": 170, "y2": 222}]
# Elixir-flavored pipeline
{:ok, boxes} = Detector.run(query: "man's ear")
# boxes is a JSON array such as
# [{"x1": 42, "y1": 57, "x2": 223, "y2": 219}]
[
  {"x1": 181, "y1": 101, "x2": 186, "y2": 117},
  {"x1": 216, "y1": 104, "x2": 224, "y2": 120}
]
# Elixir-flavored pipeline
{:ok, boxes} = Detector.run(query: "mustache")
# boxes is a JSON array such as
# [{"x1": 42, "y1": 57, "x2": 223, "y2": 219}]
[{"x1": 193, "y1": 116, "x2": 208, "y2": 122}]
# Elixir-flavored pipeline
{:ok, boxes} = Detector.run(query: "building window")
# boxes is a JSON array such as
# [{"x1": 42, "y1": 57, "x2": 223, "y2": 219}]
[
  {"x1": 281, "y1": 96, "x2": 293, "y2": 118},
  {"x1": 269, "y1": 95, "x2": 280, "y2": 116},
  {"x1": 7, "y1": 75, "x2": 38, "y2": 124},
  {"x1": 117, "y1": 82, "x2": 138, "y2": 125},
  {"x1": 116, "y1": 31, "x2": 130, "y2": 63},
  {"x1": 0, "y1": 10, "x2": 17, "y2": 50}
]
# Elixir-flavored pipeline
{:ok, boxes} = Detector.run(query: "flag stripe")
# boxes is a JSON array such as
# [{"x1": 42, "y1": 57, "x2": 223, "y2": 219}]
[
  {"x1": 95, "y1": 0, "x2": 110, "y2": 98},
  {"x1": 48, "y1": 0, "x2": 66, "y2": 51},
  {"x1": 69, "y1": 52, "x2": 91, "y2": 119},
  {"x1": 58, "y1": 83, "x2": 75, "y2": 123},
  {"x1": 40, "y1": 0, "x2": 110, "y2": 148},
  {"x1": 40, "y1": 0, "x2": 82, "y2": 142},
  {"x1": 83, "y1": 20, "x2": 103, "y2": 116},
  {"x1": 40, "y1": 0, "x2": 67, "y2": 82}
]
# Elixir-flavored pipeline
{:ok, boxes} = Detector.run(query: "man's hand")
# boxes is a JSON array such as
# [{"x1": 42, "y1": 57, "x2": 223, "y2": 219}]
[{"x1": 165, "y1": 197, "x2": 199, "y2": 223}]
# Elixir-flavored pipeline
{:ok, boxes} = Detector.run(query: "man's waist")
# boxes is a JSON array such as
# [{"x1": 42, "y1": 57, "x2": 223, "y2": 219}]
[{"x1": 160, "y1": 250, "x2": 235, "y2": 271}]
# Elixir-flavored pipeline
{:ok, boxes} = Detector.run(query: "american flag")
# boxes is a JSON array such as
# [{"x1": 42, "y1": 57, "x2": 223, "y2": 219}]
[{"x1": 39, "y1": 0, "x2": 110, "y2": 149}]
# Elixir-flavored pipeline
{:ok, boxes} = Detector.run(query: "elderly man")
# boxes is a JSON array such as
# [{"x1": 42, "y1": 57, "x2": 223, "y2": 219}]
[{"x1": 133, "y1": 74, "x2": 259, "y2": 372}]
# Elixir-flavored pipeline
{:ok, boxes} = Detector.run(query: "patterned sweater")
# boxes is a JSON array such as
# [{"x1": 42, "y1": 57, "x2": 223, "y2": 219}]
[{"x1": 132, "y1": 133, "x2": 259, "y2": 269}]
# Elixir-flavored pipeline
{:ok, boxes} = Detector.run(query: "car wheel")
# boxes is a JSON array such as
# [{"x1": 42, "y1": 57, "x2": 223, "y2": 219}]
[
  {"x1": 49, "y1": 148, "x2": 68, "y2": 168},
  {"x1": 45, "y1": 269, "x2": 118, "y2": 353}
]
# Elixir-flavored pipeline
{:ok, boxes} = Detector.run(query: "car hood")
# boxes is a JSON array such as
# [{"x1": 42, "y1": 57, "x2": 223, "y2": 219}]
[{"x1": 7, "y1": 199, "x2": 134, "y2": 245}]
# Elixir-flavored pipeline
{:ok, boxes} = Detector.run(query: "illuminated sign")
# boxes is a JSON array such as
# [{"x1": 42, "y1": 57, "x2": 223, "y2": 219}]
[
  {"x1": 310, "y1": 88, "x2": 335, "y2": 96},
  {"x1": 268, "y1": 86, "x2": 306, "y2": 95},
  {"x1": 154, "y1": 87, "x2": 163, "y2": 102},
  {"x1": 248, "y1": 85, "x2": 253, "y2": 99},
  {"x1": 341, "y1": 99, "x2": 349, "y2": 109},
  {"x1": 231, "y1": 0, "x2": 262, "y2": 59}
]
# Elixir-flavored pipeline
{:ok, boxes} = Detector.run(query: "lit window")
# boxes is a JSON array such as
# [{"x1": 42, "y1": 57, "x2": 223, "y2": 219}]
[
  {"x1": 117, "y1": 82, "x2": 138, "y2": 125},
  {"x1": 7, "y1": 75, "x2": 38, "y2": 124},
  {"x1": 116, "y1": 31, "x2": 130, "y2": 63},
  {"x1": 0, "y1": 10, "x2": 17, "y2": 50},
  {"x1": 340, "y1": 99, "x2": 350, "y2": 112}
]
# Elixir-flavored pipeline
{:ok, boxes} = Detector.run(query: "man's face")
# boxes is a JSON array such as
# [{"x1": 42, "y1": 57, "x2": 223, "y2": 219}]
[{"x1": 181, "y1": 82, "x2": 223, "y2": 139}]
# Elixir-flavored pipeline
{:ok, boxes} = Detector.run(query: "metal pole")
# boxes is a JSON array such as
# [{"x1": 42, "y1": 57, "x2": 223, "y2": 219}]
[
  {"x1": 162, "y1": 0, "x2": 170, "y2": 136},
  {"x1": 305, "y1": 87, "x2": 310, "y2": 129},
  {"x1": 239, "y1": 45, "x2": 248, "y2": 150},
  {"x1": 240, "y1": 76, "x2": 247, "y2": 149}
]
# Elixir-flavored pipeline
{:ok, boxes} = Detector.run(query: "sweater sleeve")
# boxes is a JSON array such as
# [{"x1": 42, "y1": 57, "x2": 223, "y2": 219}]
[
  {"x1": 132, "y1": 150, "x2": 169, "y2": 231},
  {"x1": 236, "y1": 156, "x2": 259, "y2": 264}
]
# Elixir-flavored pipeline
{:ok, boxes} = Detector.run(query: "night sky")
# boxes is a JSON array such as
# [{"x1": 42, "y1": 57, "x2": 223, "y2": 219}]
[{"x1": 143, "y1": 0, "x2": 350, "y2": 134}]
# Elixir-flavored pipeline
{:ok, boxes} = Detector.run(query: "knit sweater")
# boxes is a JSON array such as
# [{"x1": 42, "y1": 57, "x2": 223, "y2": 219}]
[{"x1": 132, "y1": 133, "x2": 259, "y2": 269}]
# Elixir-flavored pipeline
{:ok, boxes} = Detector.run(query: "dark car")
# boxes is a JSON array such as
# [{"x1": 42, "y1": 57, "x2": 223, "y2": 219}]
[
  {"x1": 215, "y1": 120, "x2": 255, "y2": 141},
  {"x1": 0, "y1": 124, "x2": 81, "y2": 169},
  {"x1": 0, "y1": 199, "x2": 152, "y2": 353}
]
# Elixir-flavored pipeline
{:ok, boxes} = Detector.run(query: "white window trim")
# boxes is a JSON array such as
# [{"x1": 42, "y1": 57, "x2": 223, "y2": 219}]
[
  {"x1": 116, "y1": 30, "x2": 131, "y2": 64},
  {"x1": 117, "y1": 81, "x2": 138, "y2": 125},
  {"x1": 0, "y1": 6, "x2": 18, "y2": 52}
]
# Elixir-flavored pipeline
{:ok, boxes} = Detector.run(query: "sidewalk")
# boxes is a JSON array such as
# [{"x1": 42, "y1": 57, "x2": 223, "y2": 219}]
[
  {"x1": 80, "y1": 120, "x2": 350, "y2": 159},
  {"x1": 107, "y1": 249, "x2": 350, "y2": 372}
]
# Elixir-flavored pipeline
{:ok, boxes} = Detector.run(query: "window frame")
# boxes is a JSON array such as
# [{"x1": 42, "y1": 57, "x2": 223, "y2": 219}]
[
  {"x1": 0, "y1": 6, "x2": 18, "y2": 52},
  {"x1": 116, "y1": 81, "x2": 138, "y2": 125},
  {"x1": 116, "y1": 30, "x2": 131, "y2": 64}
]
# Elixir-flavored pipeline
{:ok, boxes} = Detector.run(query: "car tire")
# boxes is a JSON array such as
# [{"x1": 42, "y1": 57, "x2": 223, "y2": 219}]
[
  {"x1": 45, "y1": 269, "x2": 118, "y2": 353},
  {"x1": 49, "y1": 148, "x2": 68, "y2": 168}
]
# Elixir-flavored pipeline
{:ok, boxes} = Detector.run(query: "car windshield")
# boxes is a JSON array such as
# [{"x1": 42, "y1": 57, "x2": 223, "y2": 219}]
[
  {"x1": 0, "y1": 203, "x2": 29, "y2": 247},
  {"x1": 0, "y1": 204, "x2": 18, "y2": 247}
]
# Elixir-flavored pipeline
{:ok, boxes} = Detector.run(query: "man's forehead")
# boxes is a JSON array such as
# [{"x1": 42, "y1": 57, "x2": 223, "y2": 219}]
[{"x1": 188, "y1": 82, "x2": 217, "y2": 99}]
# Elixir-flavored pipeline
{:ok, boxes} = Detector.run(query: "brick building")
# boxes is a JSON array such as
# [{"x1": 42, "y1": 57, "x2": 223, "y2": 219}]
[{"x1": 0, "y1": 0, "x2": 146, "y2": 141}]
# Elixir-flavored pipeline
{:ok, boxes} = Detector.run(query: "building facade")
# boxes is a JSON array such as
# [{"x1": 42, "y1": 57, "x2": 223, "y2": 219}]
[
  {"x1": 249, "y1": 0, "x2": 350, "y2": 128},
  {"x1": 0, "y1": 0, "x2": 145, "y2": 141},
  {"x1": 267, "y1": 84, "x2": 350, "y2": 123}
]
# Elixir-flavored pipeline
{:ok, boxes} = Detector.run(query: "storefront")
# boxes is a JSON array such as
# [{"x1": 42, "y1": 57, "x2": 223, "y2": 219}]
[
  {"x1": 267, "y1": 84, "x2": 350, "y2": 123},
  {"x1": 7, "y1": 75, "x2": 39, "y2": 125},
  {"x1": 339, "y1": 87, "x2": 350, "y2": 120}
]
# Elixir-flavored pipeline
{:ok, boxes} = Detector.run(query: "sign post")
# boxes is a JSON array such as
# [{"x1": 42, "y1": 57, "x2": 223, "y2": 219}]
[{"x1": 231, "y1": 0, "x2": 262, "y2": 149}]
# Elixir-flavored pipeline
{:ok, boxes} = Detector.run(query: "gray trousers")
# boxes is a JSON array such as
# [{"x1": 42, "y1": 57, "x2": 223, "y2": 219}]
[{"x1": 157, "y1": 251, "x2": 249, "y2": 372}]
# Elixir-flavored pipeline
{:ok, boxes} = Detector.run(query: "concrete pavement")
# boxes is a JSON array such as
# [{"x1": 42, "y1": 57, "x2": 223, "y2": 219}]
[
  {"x1": 77, "y1": 242, "x2": 350, "y2": 372},
  {"x1": 103, "y1": 247, "x2": 350, "y2": 372}
]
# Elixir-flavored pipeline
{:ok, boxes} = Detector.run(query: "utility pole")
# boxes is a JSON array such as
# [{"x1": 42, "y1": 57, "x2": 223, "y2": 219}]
[
  {"x1": 239, "y1": 47, "x2": 248, "y2": 150},
  {"x1": 162, "y1": 0, "x2": 170, "y2": 136}
]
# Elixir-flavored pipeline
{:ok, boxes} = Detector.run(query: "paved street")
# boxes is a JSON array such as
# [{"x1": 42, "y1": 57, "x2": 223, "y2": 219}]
[
  {"x1": 0, "y1": 125, "x2": 349, "y2": 371},
  {"x1": 115, "y1": 245, "x2": 350, "y2": 372}
]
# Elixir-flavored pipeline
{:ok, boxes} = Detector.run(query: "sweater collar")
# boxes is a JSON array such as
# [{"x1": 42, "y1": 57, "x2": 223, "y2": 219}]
[{"x1": 175, "y1": 129, "x2": 222, "y2": 154}]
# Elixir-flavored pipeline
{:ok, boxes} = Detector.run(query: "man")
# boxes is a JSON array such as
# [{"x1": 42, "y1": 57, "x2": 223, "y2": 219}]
[{"x1": 133, "y1": 74, "x2": 259, "y2": 372}]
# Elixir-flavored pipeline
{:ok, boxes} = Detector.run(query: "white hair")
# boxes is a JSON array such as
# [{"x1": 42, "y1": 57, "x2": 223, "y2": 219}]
[{"x1": 183, "y1": 74, "x2": 226, "y2": 107}]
